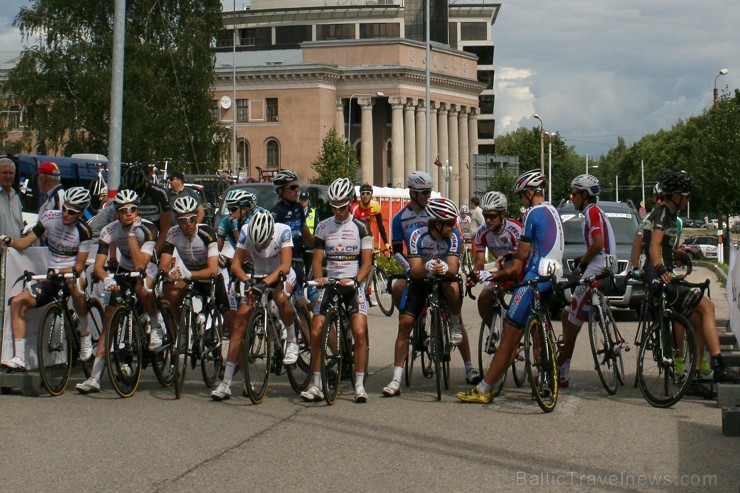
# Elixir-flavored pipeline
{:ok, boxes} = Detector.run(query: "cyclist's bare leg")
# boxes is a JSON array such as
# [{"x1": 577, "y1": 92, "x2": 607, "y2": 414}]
[
  {"x1": 69, "y1": 278, "x2": 89, "y2": 333},
  {"x1": 350, "y1": 313, "x2": 368, "y2": 373},
  {"x1": 442, "y1": 281, "x2": 461, "y2": 316},
  {"x1": 392, "y1": 279, "x2": 406, "y2": 308},
  {"x1": 308, "y1": 313, "x2": 324, "y2": 374},
  {"x1": 163, "y1": 282, "x2": 186, "y2": 322},
  {"x1": 393, "y1": 314, "x2": 415, "y2": 367},
  {"x1": 94, "y1": 305, "x2": 117, "y2": 359},
  {"x1": 482, "y1": 321, "x2": 522, "y2": 387},
  {"x1": 557, "y1": 310, "x2": 581, "y2": 366},
  {"x1": 457, "y1": 314, "x2": 473, "y2": 363},
  {"x1": 10, "y1": 291, "x2": 36, "y2": 340},
  {"x1": 273, "y1": 284, "x2": 296, "y2": 333},
  {"x1": 225, "y1": 300, "x2": 251, "y2": 366},
  {"x1": 477, "y1": 288, "x2": 494, "y2": 319}
]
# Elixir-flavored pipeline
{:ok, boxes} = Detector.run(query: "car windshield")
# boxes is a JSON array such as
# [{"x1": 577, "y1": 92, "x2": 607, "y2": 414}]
[{"x1": 561, "y1": 212, "x2": 638, "y2": 245}]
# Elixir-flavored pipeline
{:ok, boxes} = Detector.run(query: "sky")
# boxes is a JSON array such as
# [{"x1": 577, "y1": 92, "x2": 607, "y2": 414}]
[{"x1": 2, "y1": 0, "x2": 739, "y2": 158}]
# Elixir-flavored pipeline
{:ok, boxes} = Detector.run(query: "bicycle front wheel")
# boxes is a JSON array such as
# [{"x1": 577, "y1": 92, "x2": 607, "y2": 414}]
[
  {"x1": 242, "y1": 308, "x2": 272, "y2": 404},
  {"x1": 321, "y1": 309, "x2": 343, "y2": 405},
  {"x1": 38, "y1": 303, "x2": 73, "y2": 396},
  {"x1": 287, "y1": 305, "x2": 312, "y2": 393},
  {"x1": 429, "y1": 308, "x2": 443, "y2": 401},
  {"x1": 105, "y1": 305, "x2": 143, "y2": 398},
  {"x1": 201, "y1": 307, "x2": 224, "y2": 388},
  {"x1": 637, "y1": 311, "x2": 696, "y2": 408},
  {"x1": 82, "y1": 298, "x2": 105, "y2": 378},
  {"x1": 588, "y1": 293, "x2": 619, "y2": 395},
  {"x1": 523, "y1": 315, "x2": 558, "y2": 412},
  {"x1": 174, "y1": 308, "x2": 192, "y2": 399},
  {"x1": 373, "y1": 266, "x2": 394, "y2": 316},
  {"x1": 152, "y1": 302, "x2": 176, "y2": 387}
]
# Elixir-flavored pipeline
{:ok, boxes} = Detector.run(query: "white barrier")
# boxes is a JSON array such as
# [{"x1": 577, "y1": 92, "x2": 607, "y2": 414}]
[{"x1": 728, "y1": 244, "x2": 740, "y2": 344}]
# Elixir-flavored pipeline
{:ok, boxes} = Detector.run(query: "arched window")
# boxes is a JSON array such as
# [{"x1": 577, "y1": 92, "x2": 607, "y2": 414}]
[
  {"x1": 237, "y1": 139, "x2": 250, "y2": 174},
  {"x1": 266, "y1": 139, "x2": 280, "y2": 169}
]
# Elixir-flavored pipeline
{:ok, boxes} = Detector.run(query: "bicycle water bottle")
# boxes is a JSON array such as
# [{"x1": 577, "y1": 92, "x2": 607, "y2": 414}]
[
  {"x1": 196, "y1": 313, "x2": 207, "y2": 336},
  {"x1": 394, "y1": 253, "x2": 411, "y2": 273},
  {"x1": 138, "y1": 312, "x2": 151, "y2": 333}
]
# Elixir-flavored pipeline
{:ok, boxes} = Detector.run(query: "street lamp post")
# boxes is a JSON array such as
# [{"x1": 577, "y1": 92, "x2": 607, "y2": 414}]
[
  {"x1": 533, "y1": 113, "x2": 544, "y2": 173},
  {"x1": 347, "y1": 92, "x2": 384, "y2": 167},
  {"x1": 713, "y1": 68, "x2": 729, "y2": 110},
  {"x1": 544, "y1": 131, "x2": 555, "y2": 203}
]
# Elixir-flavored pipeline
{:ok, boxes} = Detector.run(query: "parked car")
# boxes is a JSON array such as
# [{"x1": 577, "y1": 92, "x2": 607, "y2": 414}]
[
  {"x1": 681, "y1": 235, "x2": 719, "y2": 260},
  {"x1": 678, "y1": 241, "x2": 702, "y2": 259},
  {"x1": 558, "y1": 200, "x2": 643, "y2": 310}
]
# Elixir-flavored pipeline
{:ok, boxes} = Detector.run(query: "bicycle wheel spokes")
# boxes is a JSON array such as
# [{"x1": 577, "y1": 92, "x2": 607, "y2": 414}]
[
  {"x1": 429, "y1": 309, "x2": 443, "y2": 401},
  {"x1": 201, "y1": 308, "x2": 224, "y2": 388},
  {"x1": 321, "y1": 310, "x2": 343, "y2": 405},
  {"x1": 243, "y1": 309, "x2": 271, "y2": 404},
  {"x1": 174, "y1": 308, "x2": 192, "y2": 399},
  {"x1": 477, "y1": 308, "x2": 501, "y2": 379},
  {"x1": 511, "y1": 343, "x2": 527, "y2": 388},
  {"x1": 373, "y1": 267, "x2": 394, "y2": 316},
  {"x1": 524, "y1": 316, "x2": 557, "y2": 412},
  {"x1": 105, "y1": 306, "x2": 143, "y2": 398},
  {"x1": 588, "y1": 300, "x2": 619, "y2": 395},
  {"x1": 38, "y1": 304, "x2": 73, "y2": 396},
  {"x1": 82, "y1": 299, "x2": 105, "y2": 378},
  {"x1": 287, "y1": 306, "x2": 312, "y2": 393}
]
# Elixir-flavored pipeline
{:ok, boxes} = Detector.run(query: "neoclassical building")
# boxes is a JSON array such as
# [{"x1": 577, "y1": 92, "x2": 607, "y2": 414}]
[{"x1": 214, "y1": 0, "x2": 499, "y2": 203}]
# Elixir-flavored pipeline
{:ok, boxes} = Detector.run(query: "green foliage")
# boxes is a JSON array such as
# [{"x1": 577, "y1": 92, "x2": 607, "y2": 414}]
[
  {"x1": 310, "y1": 127, "x2": 359, "y2": 185},
  {"x1": 375, "y1": 254, "x2": 404, "y2": 276},
  {"x1": 485, "y1": 172, "x2": 520, "y2": 218},
  {"x1": 4, "y1": 0, "x2": 229, "y2": 171}
]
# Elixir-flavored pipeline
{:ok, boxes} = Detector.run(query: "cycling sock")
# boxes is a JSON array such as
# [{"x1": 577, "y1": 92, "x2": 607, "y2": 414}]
[
  {"x1": 313, "y1": 372, "x2": 321, "y2": 388},
  {"x1": 223, "y1": 362, "x2": 237, "y2": 385},
  {"x1": 92, "y1": 357, "x2": 105, "y2": 382},
  {"x1": 14, "y1": 338, "x2": 25, "y2": 359},
  {"x1": 392, "y1": 366, "x2": 403, "y2": 382},
  {"x1": 478, "y1": 380, "x2": 492, "y2": 393},
  {"x1": 285, "y1": 323, "x2": 296, "y2": 343},
  {"x1": 464, "y1": 361, "x2": 474, "y2": 372},
  {"x1": 78, "y1": 315, "x2": 89, "y2": 336},
  {"x1": 355, "y1": 372, "x2": 365, "y2": 387}
]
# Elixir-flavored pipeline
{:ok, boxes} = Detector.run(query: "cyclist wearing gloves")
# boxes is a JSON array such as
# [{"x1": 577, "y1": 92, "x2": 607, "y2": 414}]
[
  {"x1": 457, "y1": 170, "x2": 564, "y2": 404},
  {"x1": 1, "y1": 187, "x2": 93, "y2": 372},
  {"x1": 211, "y1": 210, "x2": 296, "y2": 400},
  {"x1": 76, "y1": 190, "x2": 161, "y2": 393},
  {"x1": 301, "y1": 178, "x2": 373, "y2": 403},
  {"x1": 556, "y1": 175, "x2": 616, "y2": 388}
]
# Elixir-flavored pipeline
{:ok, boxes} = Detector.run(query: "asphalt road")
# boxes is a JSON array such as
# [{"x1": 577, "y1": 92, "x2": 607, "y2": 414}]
[{"x1": 1, "y1": 265, "x2": 738, "y2": 492}]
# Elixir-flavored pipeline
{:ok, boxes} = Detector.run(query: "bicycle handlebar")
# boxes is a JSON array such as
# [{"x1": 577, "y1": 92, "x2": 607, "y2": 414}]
[
  {"x1": 24, "y1": 269, "x2": 86, "y2": 296},
  {"x1": 558, "y1": 270, "x2": 613, "y2": 290}
]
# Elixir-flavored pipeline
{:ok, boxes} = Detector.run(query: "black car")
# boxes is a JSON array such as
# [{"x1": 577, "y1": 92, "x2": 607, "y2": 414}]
[{"x1": 558, "y1": 200, "x2": 643, "y2": 310}]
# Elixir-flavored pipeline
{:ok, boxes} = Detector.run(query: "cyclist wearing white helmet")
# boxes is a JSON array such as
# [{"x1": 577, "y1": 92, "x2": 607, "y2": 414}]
[
  {"x1": 457, "y1": 204, "x2": 473, "y2": 240},
  {"x1": 167, "y1": 171, "x2": 204, "y2": 223},
  {"x1": 1, "y1": 187, "x2": 94, "y2": 372},
  {"x1": 217, "y1": 189, "x2": 260, "y2": 254},
  {"x1": 301, "y1": 177, "x2": 373, "y2": 403},
  {"x1": 458, "y1": 170, "x2": 564, "y2": 404},
  {"x1": 556, "y1": 174, "x2": 617, "y2": 388}
]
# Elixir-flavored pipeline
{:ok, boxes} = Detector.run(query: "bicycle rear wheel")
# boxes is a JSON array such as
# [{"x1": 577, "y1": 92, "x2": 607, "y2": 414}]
[
  {"x1": 321, "y1": 309, "x2": 343, "y2": 405},
  {"x1": 588, "y1": 293, "x2": 619, "y2": 395},
  {"x1": 637, "y1": 311, "x2": 696, "y2": 408},
  {"x1": 174, "y1": 309, "x2": 192, "y2": 399},
  {"x1": 38, "y1": 303, "x2": 73, "y2": 396},
  {"x1": 373, "y1": 266, "x2": 394, "y2": 316},
  {"x1": 523, "y1": 315, "x2": 558, "y2": 412},
  {"x1": 201, "y1": 306, "x2": 224, "y2": 388},
  {"x1": 105, "y1": 305, "x2": 143, "y2": 398},
  {"x1": 152, "y1": 302, "x2": 176, "y2": 387},
  {"x1": 82, "y1": 298, "x2": 105, "y2": 378},
  {"x1": 242, "y1": 308, "x2": 272, "y2": 404},
  {"x1": 287, "y1": 305, "x2": 312, "y2": 393},
  {"x1": 429, "y1": 308, "x2": 443, "y2": 401},
  {"x1": 477, "y1": 307, "x2": 501, "y2": 380},
  {"x1": 511, "y1": 343, "x2": 527, "y2": 387}
]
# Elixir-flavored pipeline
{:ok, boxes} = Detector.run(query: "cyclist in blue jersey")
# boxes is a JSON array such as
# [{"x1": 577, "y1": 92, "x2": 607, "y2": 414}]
[
  {"x1": 457, "y1": 169, "x2": 564, "y2": 404},
  {"x1": 217, "y1": 190, "x2": 258, "y2": 252},
  {"x1": 270, "y1": 170, "x2": 314, "y2": 278}
]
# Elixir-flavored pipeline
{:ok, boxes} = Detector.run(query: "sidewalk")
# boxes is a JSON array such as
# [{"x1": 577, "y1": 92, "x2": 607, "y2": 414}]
[{"x1": 686, "y1": 264, "x2": 728, "y2": 320}]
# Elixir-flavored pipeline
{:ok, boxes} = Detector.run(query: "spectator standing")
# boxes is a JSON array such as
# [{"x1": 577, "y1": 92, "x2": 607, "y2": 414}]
[
  {"x1": 0, "y1": 158, "x2": 23, "y2": 238},
  {"x1": 167, "y1": 171, "x2": 204, "y2": 223},
  {"x1": 470, "y1": 196, "x2": 484, "y2": 232},
  {"x1": 37, "y1": 161, "x2": 64, "y2": 218}
]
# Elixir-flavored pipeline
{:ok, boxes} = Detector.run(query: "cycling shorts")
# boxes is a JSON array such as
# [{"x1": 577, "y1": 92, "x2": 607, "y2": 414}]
[
  {"x1": 648, "y1": 278, "x2": 703, "y2": 318},
  {"x1": 313, "y1": 283, "x2": 367, "y2": 318},
  {"x1": 399, "y1": 279, "x2": 432, "y2": 320},
  {"x1": 505, "y1": 273, "x2": 552, "y2": 330}
]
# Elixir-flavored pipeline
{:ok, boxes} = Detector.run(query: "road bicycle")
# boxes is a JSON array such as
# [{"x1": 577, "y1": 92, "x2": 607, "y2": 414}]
[
  {"x1": 24, "y1": 270, "x2": 104, "y2": 396},
  {"x1": 104, "y1": 270, "x2": 177, "y2": 397},
  {"x1": 369, "y1": 249, "x2": 394, "y2": 316},
  {"x1": 241, "y1": 276, "x2": 312, "y2": 404}
]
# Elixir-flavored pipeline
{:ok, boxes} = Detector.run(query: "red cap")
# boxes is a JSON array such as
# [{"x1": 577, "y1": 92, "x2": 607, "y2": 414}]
[{"x1": 38, "y1": 161, "x2": 60, "y2": 176}]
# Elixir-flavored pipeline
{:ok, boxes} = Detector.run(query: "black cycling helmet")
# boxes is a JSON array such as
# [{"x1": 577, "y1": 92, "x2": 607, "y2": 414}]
[
  {"x1": 359, "y1": 183, "x2": 373, "y2": 193},
  {"x1": 122, "y1": 166, "x2": 148, "y2": 195},
  {"x1": 658, "y1": 171, "x2": 691, "y2": 195}
]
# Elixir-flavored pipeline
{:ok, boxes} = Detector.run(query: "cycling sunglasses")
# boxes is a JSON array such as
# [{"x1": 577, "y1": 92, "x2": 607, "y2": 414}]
[
  {"x1": 117, "y1": 206, "x2": 138, "y2": 214},
  {"x1": 483, "y1": 213, "x2": 501, "y2": 221},
  {"x1": 62, "y1": 205, "x2": 81, "y2": 216},
  {"x1": 177, "y1": 215, "x2": 198, "y2": 224},
  {"x1": 330, "y1": 202, "x2": 349, "y2": 210},
  {"x1": 228, "y1": 206, "x2": 239, "y2": 213},
  {"x1": 282, "y1": 184, "x2": 300, "y2": 191},
  {"x1": 361, "y1": 191, "x2": 372, "y2": 196},
  {"x1": 411, "y1": 189, "x2": 432, "y2": 196}
]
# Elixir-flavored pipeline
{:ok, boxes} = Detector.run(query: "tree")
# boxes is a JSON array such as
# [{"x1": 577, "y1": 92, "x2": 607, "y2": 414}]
[
  {"x1": 310, "y1": 127, "x2": 359, "y2": 185},
  {"x1": 4, "y1": 0, "x2": 229, "y2": 172},
  {"x1": 485, "y1": 172, "x2": 521, "y2": 219}
]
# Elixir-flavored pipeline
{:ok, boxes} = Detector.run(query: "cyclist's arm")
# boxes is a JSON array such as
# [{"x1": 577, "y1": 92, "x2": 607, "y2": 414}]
[
  {"x1": 73, "y1": 250, "x2": 89, "y2": 276},
  {"x1": 630, "y1": 230, "x2": 643, "y2": 268},
  {"x1": 408, "y1": 256, "x2": 426, "y2": 280},
  {"x1": 264, "y1": 245, "x2": 292, "y2": 286},
  {"x1": 356, "y1": 247, "x2": 373, "y2": 285},
  {"x1": 190, "y1": 254, "x2": 218, "y2": 281},
  {"x1": 444, "y1": 254, "x2": 460, "y2": 278},
  {"x1": 473, "y1": 250, "x2": 487, "y2": 271},
  {"x1": 579, "y1": 232, "x2": 603, "y2": 268},
  {"x1": 5, "y1": 230, "x2": 39, "y2": 250},
  {"x1": 155, "y1": 214, "x2": 170, "y2": 253},
  {"x1": 494, "y1": 239, "x2": 529, "y2": 281},
  {"x1": 93, "y1": 252, "x2": 109, "y2": 282},
  {"x1": 301, "y1": 224, "x2": 314, "y2": 248},
  {"x1": 649, "y1": 229, "x2": 671, "y2": 283},
  {"x1": 312, "y1": 245, "x2": 325, "y2": 282},
  {"x1": 158, "y1": 252, "x2": 173, "y2": 275},
  {"x1": 129, "y1": 236, "x2": 154, "y2": 272},
  {"x1": 231, "y1": 246, "x2": 251, "y2": 282},
  {"x1": 375, "y1": 212, "x2": 389, "y2": 246}
]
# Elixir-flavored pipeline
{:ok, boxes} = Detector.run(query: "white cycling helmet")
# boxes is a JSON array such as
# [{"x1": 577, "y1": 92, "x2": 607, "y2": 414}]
[
  {"x1": 481, "y1": 191, "x2": 508, "y2": 211},
  {"x1": 64, "y1": 187, "x2": 91, "y2": 210},
  {"x1": 459, "y1": 204, "x2": 470, "y2": 214},
  {"x1": 248, "y1": 209, "x2": 274, "y2": 246},
  {"x1": 328, "y1": 177, "x2": 354, "y2": 202},
  {"x1": 653, "y1": 182, "x2": 663, "y2": 197},
  {"x1": 272, "y1": 170, "x2": 298, "y2": 189},
  {"x1": 407, "y1": 171, "x2": 433, "y2": 190},
  {"x1": 570, "y1": 174, "x2": 601, "y2": 196},
  {"x1": 425, "y1": 197, "x2": 459, "y2": 221},
  {"x1": 514, "y1": 169, "x2": 546, "y2": 194},
  {"x1": 173, "y1": 195, "x2": 199, "y2": 215},
  {"x1": 114, "y1": 189, "x2": 139, "y2": 209},
  {"x1": 225, "y1": 189, "x2": 252, "y2": 208}
]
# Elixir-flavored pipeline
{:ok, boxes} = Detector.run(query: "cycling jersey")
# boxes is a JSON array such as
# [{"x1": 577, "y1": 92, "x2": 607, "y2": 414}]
[
  {"x1": 581, "y1": 203, "x2": 617, "y2": 271},
  {"x1": 457, "y1": 214, "x2": 473, "y2": 239},
  {"x1": 38, "y1": 184, "x2": 64, "y2": 217},
  {"x1": 391, "y1": 205, "x2": 428, "y2": 252},
  {"x1": 138, "y1": 184, "x2": 171, "y2": 223},
  {"x1": 314, "y1": 215, "x2": 373, "y2": 279},
  {"x1": 474, "y1": 218, "x2": 523, "y2": 268},
  {"x1": 271, "y1": 199, "x2": 307, "y2": 259},
  {"x1": 640, "y1": 202, "x2": 680, "y2": 272},
  {"x1": 407, "y1": 226, "x2": 462, "y2": 262},
  {"x1": 31, "y1": 210, "x2": 93, "y2": 269},
  {"x1": 236, "y1": 222, "x2": 293, "y2": 277},
  {"x1": 97, "y1": 219, "x2": 158, "y2": 271},
  {"x1": 161, "y1": 224, "x2": 218, "y2": 271},
  {"x1": 521, "y1": 203, "x2": 564, "y2": 277},
  {"x1": 352, "y1": 200, "x2": 381, "y2": 225}
]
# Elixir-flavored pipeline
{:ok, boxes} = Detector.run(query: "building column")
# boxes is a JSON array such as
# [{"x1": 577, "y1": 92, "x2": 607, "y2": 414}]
[
  {"x1": 359, "y1": 96, "x2": 375, "y2": 185},
  {"x1": 403, "y1": 99, "x2": 417, "y2": 181},
  {"x1": 429, "y1": 101, "x2": 439, "y2": 190},
  {"x1": 389, "y1": 96, "x2": 405, "y2": 188},
  {"x1": 468, "y1": 107, "x2": 479, "y2": 196},
  {"x1": 415, "y1": 100, "x2": 426, "y2": 173},
  {"x1": 335, "y1": 98, "x2": 345, "y2": 140},
  {"x1": 437, "y1": 103, "x2": 449, "y2": 197},
  {"x1": 458, "y1": 106, "x2": 470, "y2": 205},
  {"x1": 447, "y1": 104, "x2": 459, "y2": 204}
]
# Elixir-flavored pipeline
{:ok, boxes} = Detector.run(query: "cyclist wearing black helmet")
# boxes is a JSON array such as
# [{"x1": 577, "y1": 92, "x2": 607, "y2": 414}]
[
  {"x1": 352, "y1": 183, "x2": 390, "y2": 250},
  {"x1": 122, "y1": 166, "x2": 171, "y2": 253},
  {"x1": 270, "y1": 170, "x2": 314, "y2": 278}
]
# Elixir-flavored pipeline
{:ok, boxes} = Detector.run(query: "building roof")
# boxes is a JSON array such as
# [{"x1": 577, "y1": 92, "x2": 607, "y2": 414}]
[{"x1": 214, "y1": 49, "x2": 303, "y2": 70}]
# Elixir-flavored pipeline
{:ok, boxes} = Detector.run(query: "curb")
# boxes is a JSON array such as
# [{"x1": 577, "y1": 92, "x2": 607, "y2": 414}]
[{"x1": 694, "y1": 260, "x2": 727, "y2": 284}]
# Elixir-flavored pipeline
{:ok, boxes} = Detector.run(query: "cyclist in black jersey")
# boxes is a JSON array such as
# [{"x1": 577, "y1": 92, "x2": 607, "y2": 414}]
[
  {"x1": 122, "y1": 166, "x2": 171, "y2": 253},
  {"x1": 270, "y1": 170, "x2": 314, "y2": 277}
]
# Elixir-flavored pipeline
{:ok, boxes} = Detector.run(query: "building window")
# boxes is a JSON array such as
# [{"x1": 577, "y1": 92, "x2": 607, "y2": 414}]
[
  {"x1": 316, "y1": 24, "x2": 355, "y2": 41},
  {"x1": 237, "y1": 99, "x2": 248, "y2": 123},
  {"x1": 238, "y1": 139, "x2": 250, "y2": 174},
  {"x1": 4, "y1": 105, "x2": 21, "y2": 129},
  {"x1": 266, "y1": 98, "x2": 278, "y2": 122},
  {"x1": 359, "y1": 23, "x2": 400, "y2": 39},
  {"x1": 216, "y1": 29, "x2": 233, "y2": 48},
  {"x1": 460, "y1": 22, "x2": 488, "y2": 41},
  {"x1": 465, "y1": 45, "x2": 493, "y2": 65},
  {"x1": 266, "y1": 139, "x2": 280, "y2": 169},
  {"x1": 275, "y1": 25, "x2": 312, "y2": 48}
]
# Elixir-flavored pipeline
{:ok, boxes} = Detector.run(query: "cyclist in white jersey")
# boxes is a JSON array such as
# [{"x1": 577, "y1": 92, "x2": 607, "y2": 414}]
[
  {"x1": 301, "y1": 178, "x2": 373, "y2": 403},
  {"x1": 211, "y1": 210, "x2": 297, "y2": 400},
  {"x1": 1, "y1": 187, "x2": 93, "y2": 372},
  {"x1": 75, "y1": 190, "x2": 162, "y2": 393}
]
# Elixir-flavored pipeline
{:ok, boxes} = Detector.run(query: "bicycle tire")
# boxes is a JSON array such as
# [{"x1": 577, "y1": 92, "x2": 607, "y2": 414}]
[
  {"x1": 477, "y1": 307, "x2": 501, "y2": 381},
  {"x1": 373, "y1": 266, "x2": 394, "y2": 316},
  {"x1": 512, "y1": 343, "x2": 527, "y2": 387},
  {"x1": 523, "y1": 315, "x2": 558, "y2": 412},
  {"x1": 174, "y1": 307, "x2": 192, "y2": 399},
  {"x1": 200, "y1": 306, "x2": 224, "y2": 388},
  {"x1": 441, "y1": 315, "x2": 450, "y2": 391},
  {"x1": 105, "y1": 305, "x2": 143, "y2": 398},
  {"x1": 404, "y1": 335, "x2": 414, "y2": 387},
  {"x1": 242, "y1": 308, "x2": 272, "y2": 404},
  {"x1": 152, "y1": 302, "x2": 176, "y2": 387},
  {"x1": 82, "y1": 298, "x2": 105, "y2": 378},
  {"x1": 287, "y1": 305, "x2": 312, "y2": 393},
  {"x1": 321, "y1": 309, "x2": 343, "y2": 405},
  {"x1": 588, "y1": 292, "x2": 619, "y2": 395},
  {"x1": 38, "y1": 303, "x2": 73, "y2": 396},
  {"x1": 637, "y1": 311, "x2": 696, "y2": 408},
  {"x1": 429, "y1": 308, "x2": 443, "y2": 401}
]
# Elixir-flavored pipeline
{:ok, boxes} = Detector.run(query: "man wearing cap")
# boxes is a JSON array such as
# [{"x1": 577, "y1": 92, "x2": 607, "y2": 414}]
[
  {"x1": 167, "y1": 171, "x2": 204, "y2": 223},
  {"x1": 0, "y1": 158, "x2": 23, "y2": 238},
  {"x1": 37, "y1": 161, "x2": 64, "y2": 218}
]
